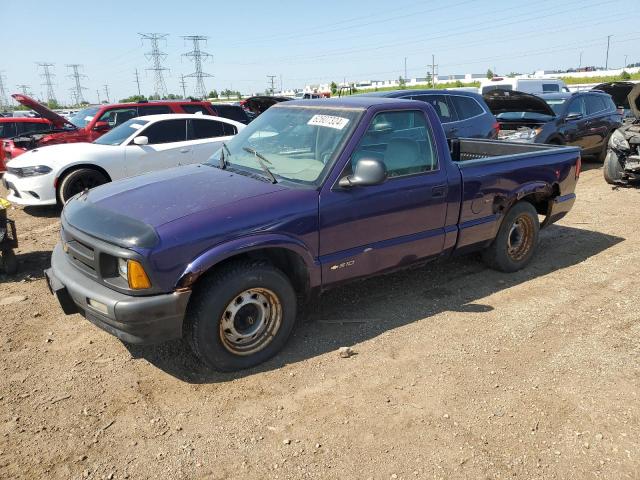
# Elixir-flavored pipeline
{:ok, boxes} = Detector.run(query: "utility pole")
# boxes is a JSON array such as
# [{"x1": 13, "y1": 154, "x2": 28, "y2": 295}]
[
  {"x1": 37, "y1": 62, "x2": 57, "y2": 105},
  {"x1": 579, "y1": 51, "x2": 583, "y2": 69},
  {"x1": 427, "y1": 55, "x2": 438, "y2": 88},
  {"x1": 624, "y1": 54, "x2": 628, "y2": 69},
  {"x1": 179, "y1": 74, "x2": 188, "y2": 99},
  {"x1": 103, "y1": 84, "x2": 110, "y2": 103},
  {"x1": 0, "y1": 72, "x2": 8, "y2": 109},
  {"x1": 139, "y1": 33, "x2": 170, "y2": 99},
  {"x1": 605, "y1": 35, "x2": 612, "y2": 70},
  {"x1": 66, "y1": 64, "x2": 87, "y2": 105},
  {"x1": 134, "y1": 68, "x2": 142, "y2": 96},
  {"x1": 267, "y1": 75, "x2": 276, "y2": 96},
  {"x1": 182, "y1": 35, "x2": 213, "y2": 99},
  {"x1": 404, "y1": 57, "x2": 407, "y2": 80},
  {"x1": 17, "y1": 84, "x2": 32, "y2": 96},
  {"x1": 280, "y1": 74, "x2": 283, "y2": 94}
]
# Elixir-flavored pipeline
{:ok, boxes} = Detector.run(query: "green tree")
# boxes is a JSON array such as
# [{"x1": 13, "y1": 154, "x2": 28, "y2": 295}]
[
  {"x1": 119, "y1": 95, "x2": 147, "y2": 103},
  {"x1": 221, "y1": 89, "x2": 233, "y2": 100},
  {"x1": 620, "y1": 70, "x2": 631, "y2": 80},
  {"x1": 330, "y1": 81, "x2": 338, "y2": 95},
  {"x1": 486, "y1": 69, "x2": 495, "y2": 79},
  {"x1": 398, "y1": 76, "x2": 406, "y2": 88},
  {"x1": 47, "y1": 100, "x2": 60, "y2": 109},
  {"x1": 208, "y1": 89, "x2": 219, "y2": 99}
]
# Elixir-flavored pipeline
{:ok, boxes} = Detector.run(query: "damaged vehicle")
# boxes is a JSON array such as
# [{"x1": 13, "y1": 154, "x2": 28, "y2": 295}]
[
  {"x1": 484, "y1": 89, "x2": 622, "y2": 161},
  {"x1": 603, "y1": 84, "x2": 640, "y2": 184},
  {"x1": 592, "y1": 81, "x2": 637, "y2": 121}
]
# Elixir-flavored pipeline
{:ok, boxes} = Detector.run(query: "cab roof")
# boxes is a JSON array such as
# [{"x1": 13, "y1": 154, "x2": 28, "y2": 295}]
[{"x1": 274, "y1": 96, "x2": 422, "y2": 110}]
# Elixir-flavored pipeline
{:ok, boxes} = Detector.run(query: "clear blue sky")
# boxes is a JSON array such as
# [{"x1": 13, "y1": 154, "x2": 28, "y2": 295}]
[{"x1": 1, "y1": 0, "x2": 638, "y2": 104}]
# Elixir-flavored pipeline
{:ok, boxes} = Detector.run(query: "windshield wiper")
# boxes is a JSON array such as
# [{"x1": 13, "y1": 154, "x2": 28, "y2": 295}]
[
  {"x1": 219, "y1": 142, "x2": 231, "y2": 169},
  {"x1": 242, "y1": 146, "x2": 277, "y2": 184}
]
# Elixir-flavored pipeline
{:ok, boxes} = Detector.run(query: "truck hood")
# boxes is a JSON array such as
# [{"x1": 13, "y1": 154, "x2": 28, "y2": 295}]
[
  {"x1": 81, "y1": 164, "x2": 289, "y2": 230},
  {"x1": 483, "y1": 90, "x2": 556, "y2": 117},
  {"x1": 592, "y1": 82, "x2": 635, "y2": 109},
  {"x1": 6, "y1": 142, "x2": 114, "y2": 168},
  {"x1": 11, "y1": 94, "x2": 75, "y2": 129}
]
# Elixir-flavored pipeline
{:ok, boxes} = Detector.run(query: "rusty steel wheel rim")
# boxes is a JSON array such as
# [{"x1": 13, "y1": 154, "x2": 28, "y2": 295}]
[
  {"x1": 219, "y1": 288, "x2": 282, "y2": 356},
  {"x1": 507, "y1": 214, "x2": 534, "y2": 261}
]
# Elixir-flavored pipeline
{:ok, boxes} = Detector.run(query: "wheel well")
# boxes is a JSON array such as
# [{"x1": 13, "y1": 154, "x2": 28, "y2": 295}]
[
  {"x1": 192, "y1": 248, "x2": 310, "y2": 299},
  {"x1": 56, "y1": 164, "x2": 112, "y2": 190},
  {"x1": 521, "y1": 183, "x2": 560, "y2": 220}
]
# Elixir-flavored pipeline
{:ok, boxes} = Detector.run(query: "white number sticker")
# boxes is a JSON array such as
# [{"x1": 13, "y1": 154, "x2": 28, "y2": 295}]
[
  {"x1": 129, "y1": 123, "x2": 144, "y2": 130},
  {"x1": 307, "y1": 114, "x2": 349, "y2": 130}
]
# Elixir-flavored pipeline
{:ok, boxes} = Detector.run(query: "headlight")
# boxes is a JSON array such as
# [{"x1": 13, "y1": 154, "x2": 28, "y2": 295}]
[
  {"x1": 609, "y1": 129, "x2": 630, "y2": 151},
  {"x1": 506, "y1": 127, "x2": 541, "y2": 141},
  {"x1": 118, "y1": 258, "x2": 151, "y2": 290},
  {"x1": 8, "y1": 165, "x2": 53, "y2": 177}
]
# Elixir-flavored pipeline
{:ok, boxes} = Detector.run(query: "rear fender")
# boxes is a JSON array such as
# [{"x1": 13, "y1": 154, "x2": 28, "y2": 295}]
[
  {"x1": 175, "y1": 233, "x2": 320, "y2": 290},
  {"x1": 493, "y1": 181, "x2": 555, "y2": 231}
]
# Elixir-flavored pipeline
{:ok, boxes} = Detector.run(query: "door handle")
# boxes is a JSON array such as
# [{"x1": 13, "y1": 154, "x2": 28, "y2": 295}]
[{"x1": 432, "y1": 185, "x2": 448, "y2": 198}]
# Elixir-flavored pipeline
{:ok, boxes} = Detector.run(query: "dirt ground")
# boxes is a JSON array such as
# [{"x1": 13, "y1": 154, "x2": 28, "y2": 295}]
[{"x1": 0, "y1": 164, "x2": 638, "y2": 480}]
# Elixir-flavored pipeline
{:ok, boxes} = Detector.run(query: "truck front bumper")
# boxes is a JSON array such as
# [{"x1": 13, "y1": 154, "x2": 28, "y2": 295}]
[{"x1": 45, "y1": 243, "x2": 191, "y2": 345}]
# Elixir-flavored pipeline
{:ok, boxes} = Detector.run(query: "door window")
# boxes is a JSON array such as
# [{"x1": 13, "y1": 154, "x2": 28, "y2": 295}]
[
  {"x1": 449, "y1": 96, "x2": 485, "y2": 120},
  {"x1": 141, "y1": 119, "x2": 188, "y2": 144},
  {"x1": 350, "y1": 110, "x2": 437, "y2": 178},
  {"x1": 22, "y1": 122, "x2": 50, "y2": 133},
  {"x1": 181, "y1": 104, "x2": 209, "y2": 114},
  {"x1": 0, "y1": 123, "x2": 17, "y2": 138},
  {"x1": 585, "y1": 95, "x2": 606, "y2": 115},
  {"x1": 542, "y1": 83, "x2": 561, "y2": 92},
  {"x1": 138, "y1": 105, "x2": 172, "y2": 116},
  {"x1": 98, "y1": 107, "x2": 138, "y2": 127},
  {"x1": 411, "y1": 95, "x2": 458, "y2": 123},
  {"x1": 567, "y1": 97, "x2": 586, "y2": 117},
  {"x1": 189, "y1": 119, "x2": 231, "y2": 139}
]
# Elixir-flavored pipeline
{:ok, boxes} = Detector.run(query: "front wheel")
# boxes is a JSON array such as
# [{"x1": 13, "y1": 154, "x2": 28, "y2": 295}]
[
  {"x1": 603, "y1": 150, "x2": 625, "y2": 185},
  {"x1": 185, "y1": 260, "x2": 297, "y2": 371},
  {"x1": 58, "y1": 168, "x2": 109, "y2": 205},
  {"x1": 482, "y1": 202, "x2": 540, "y2": 273}
]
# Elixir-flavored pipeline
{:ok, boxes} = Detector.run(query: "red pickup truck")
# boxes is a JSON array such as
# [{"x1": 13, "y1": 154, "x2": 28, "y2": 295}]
[{"x1": 2, "y1": 94, "x2": 216, "y2": 161}]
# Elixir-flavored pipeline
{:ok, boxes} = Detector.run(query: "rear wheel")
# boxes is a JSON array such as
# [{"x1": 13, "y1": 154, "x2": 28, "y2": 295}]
[
  {"x1": 603, "y1": 150, "x2": 625, "y2": 184},
  {"x1": 482, "y1": 202, "x2": 540, "y2": 273},
  {"x1": 58, "y1": 168, "x2": 109, "y2": 205},
  {"x1": 185, "y1": 260, "x2": 297, "y2": 372}
]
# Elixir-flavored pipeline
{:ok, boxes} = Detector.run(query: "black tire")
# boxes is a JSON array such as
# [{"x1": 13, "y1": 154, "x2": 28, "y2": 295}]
[
  {"x1": 1, "y1": 249, "x2": 17, "y2": 275},
  {"x1": 482, "y1": 201, "x2": 540, "y2": 273},
  {"x1": 57, "y1": 168, "x2": 108, "y2": 205},
  {"x1": 185, "y1": 260, "x2": 297, "y2": 372},
  {"x1": 603, "y1": 150, "x2": 625, "y2": 185}
]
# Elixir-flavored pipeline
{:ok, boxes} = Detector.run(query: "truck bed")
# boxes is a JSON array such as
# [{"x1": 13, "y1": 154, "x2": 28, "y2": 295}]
[{"x1": 448, "y1": 138, "x2": 573, "y2": 164}]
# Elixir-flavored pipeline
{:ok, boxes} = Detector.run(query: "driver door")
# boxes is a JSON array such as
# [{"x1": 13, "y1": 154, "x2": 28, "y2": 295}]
[{"x1": 124, "y1": 119, "x2": 190, "y2": 176}]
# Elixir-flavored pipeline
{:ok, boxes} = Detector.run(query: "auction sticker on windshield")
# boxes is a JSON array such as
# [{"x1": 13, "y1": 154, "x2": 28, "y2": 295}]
[{"x1": 308, "y1": 114, "x2": 350, "y2": 130}]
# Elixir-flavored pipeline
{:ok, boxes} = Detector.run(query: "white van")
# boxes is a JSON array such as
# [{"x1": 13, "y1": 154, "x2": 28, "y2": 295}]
[{"x1": 480, "y1": 78, "x2": 569, "y2": 95}]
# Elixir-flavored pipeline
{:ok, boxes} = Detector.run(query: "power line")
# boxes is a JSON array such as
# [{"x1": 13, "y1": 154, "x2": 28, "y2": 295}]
[
  {"x1": 179, "y1": 74, "x2": 188, "y2": 99},
  {"x1": 37, "y1": 62, "x2": 56, "y2": 104},
  {"x1": 182, "y1": 35, "x2": 213, "y2": 99},
  {"x1": 66, "y1": 64, "x2": 88, "y2": 105},
  {"x1": 139, "y1": 33, "x2": 169, "y2": 98},
  {"x1": 267, "y1": 75, "x2": 277, "y2": 95},
  {"x1": 134, "y1": 68, "x2": 141, "y2": 96}
]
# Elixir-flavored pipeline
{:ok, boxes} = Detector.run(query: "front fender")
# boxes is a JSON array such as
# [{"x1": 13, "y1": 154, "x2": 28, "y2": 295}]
[{"x1": 175, "y1": 233, "x2": 321, "y2": 289}]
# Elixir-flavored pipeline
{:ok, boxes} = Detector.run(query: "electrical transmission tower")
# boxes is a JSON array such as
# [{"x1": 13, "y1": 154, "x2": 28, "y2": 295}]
[
  {"x1": 182, "y1": 36, "x2": 213, "y2": 99},
  {"x1": 66, "y1": 64, "x2": 88, "y2": 105},
  {"x1": 16, "y1": 84, "x2": 32, "y2": 96},
  {"x1": 139, "y1": 33, "x2": 170, "y2": 98},
  {"x1": 134, "y1": 69, "x2": 142, "y2": 96},
  {"x1": 267, "y1": 75, "x2": 277, "y2": 95},
  {"x1": 0, "y1": 72, "x2": 9, "y2": 110},
  {"x1": 37, "y1": 62, "x2": 57, "y2": 104},
  {"x1": 179, "y1": 74, "x2": 188, "y2": 99}
]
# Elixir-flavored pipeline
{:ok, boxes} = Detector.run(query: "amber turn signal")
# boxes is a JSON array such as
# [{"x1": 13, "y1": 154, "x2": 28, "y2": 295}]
[{"x1": 127, "y1": 260, "x2": 151, "y2": 290}]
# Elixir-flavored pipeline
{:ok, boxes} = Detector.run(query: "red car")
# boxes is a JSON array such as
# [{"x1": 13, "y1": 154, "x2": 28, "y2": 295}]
[
  {"x1": 1, "y1": 117, "x2": 53, "y2": 172},
  {"x1": 3, "y1": 94, "x2": 216, "y2": 161}
]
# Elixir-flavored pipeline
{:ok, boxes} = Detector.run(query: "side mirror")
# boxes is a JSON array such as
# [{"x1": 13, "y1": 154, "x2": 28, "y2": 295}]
[
  {"x1": 565, "y1": 112, "x2": 583, "y2": 121},
  {"x1": 338, "y1": 158, "x2": 387, "y2": 188},
  {"x1": 92, "y1": 121, "x2": 110, "y2": 132},
  {"x1": 133, "y1": 136, "x2": 149, "y2": 146}
]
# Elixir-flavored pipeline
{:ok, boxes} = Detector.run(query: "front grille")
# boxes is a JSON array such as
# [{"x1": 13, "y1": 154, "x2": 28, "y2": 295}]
[{"x1": 62, "y1": 229, "x2": 98, "y2": 278}]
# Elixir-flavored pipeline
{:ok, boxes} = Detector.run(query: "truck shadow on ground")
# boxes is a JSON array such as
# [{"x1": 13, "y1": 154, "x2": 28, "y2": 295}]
[
  {"x1": 126, "y1": 224, "x2": 623, "y2": 383},
  {"x1": 22, "y1": 205, "x2": 62, "y2": 218},
  {"x1": 0, "y1": 250, "x2": 50, "y2": 283}
]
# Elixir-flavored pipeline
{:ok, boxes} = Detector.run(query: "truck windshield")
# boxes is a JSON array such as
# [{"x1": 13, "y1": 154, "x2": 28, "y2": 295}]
[
  {"x1": 93, "y1": 119, "x2": 149, "y2": 146},
  {"x1": 207, "y1": 105, "x2": 363, "y2": 185},
  {"x1": 68, "y1": 106, "x2": 100, "y2": 128}
]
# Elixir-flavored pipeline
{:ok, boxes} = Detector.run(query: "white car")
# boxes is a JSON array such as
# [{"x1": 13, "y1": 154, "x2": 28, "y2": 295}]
[{"x1": 3, "y1": 114, "x2": 244, "y2": 205}]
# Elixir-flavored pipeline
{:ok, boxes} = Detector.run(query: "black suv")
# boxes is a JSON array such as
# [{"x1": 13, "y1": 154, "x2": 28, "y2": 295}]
[
  {"x1": 209, "y1": 104, "x2": 251, "y2": 124},
  {"x1": 484, "y1": 90, "x2": 622, "y2": 161},
  {"x1": 359, "y1": 89, "x2": 499, "y2": 139}
]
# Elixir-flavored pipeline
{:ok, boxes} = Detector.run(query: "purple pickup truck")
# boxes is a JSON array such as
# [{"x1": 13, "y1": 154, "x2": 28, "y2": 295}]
[{"x1": 45, "y1": 97, "x2": 581, "y2": 371}]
